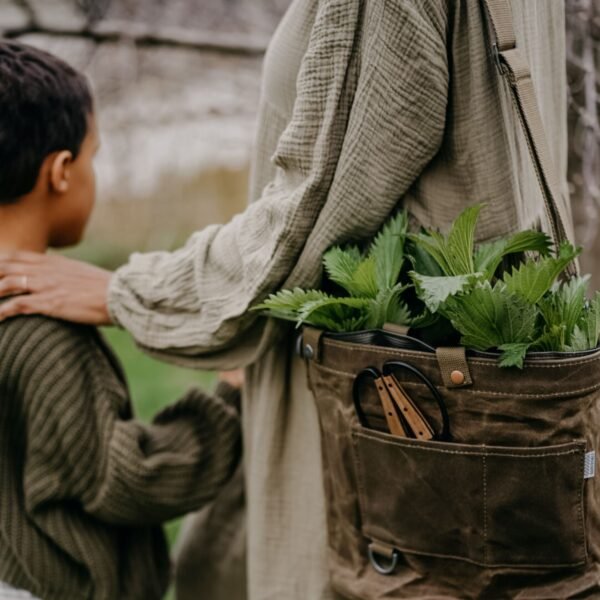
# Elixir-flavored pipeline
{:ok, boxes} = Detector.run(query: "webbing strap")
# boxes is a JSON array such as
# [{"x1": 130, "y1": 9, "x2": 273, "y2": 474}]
[
  {"x1": 435, "y1": 346, "x2": 473, "y2": 388},
  {"x1": 483, "y1": 0, "x2": 516, "y2": 51},
  {"x1": 481, "y1": 0, "x2": 578, "y2": 277}
]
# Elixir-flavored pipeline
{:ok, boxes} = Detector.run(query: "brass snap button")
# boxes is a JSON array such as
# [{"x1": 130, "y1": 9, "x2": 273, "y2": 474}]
[{"x1": 450, "y1": 370, "x2": 465, "y2": 385}]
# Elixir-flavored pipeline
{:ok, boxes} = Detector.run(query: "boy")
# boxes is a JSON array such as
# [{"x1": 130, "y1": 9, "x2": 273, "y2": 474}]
[{"x1": 0, "y1": 41, "x2": 241, "y2": 600}]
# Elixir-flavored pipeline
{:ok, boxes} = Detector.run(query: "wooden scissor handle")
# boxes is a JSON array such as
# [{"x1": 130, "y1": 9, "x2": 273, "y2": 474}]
[
  {"x1": 373, "y1": 376, "x2": 408, "y2": 437},
  {"x1": 382, "y1": 374, "x2": 435, "y2": 441}
]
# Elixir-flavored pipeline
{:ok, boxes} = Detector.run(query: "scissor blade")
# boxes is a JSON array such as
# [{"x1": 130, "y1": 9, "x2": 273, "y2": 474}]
[
  {"x1": 373, "y1": 377, "x2": 408, "y2": 437},
  {"x1": 382, "y1": 374, "x2": 435, "y2": 441}
]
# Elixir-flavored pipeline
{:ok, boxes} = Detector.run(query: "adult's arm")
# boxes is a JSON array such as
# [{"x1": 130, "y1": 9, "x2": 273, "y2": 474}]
[{"x1": 0, "y1": 1, "x2": 450, "y2": 367}]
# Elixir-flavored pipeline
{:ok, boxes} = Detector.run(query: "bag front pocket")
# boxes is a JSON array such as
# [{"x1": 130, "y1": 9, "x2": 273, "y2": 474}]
[{"x1": 352, "y1": 428, "x2": 587, "y2": 568}]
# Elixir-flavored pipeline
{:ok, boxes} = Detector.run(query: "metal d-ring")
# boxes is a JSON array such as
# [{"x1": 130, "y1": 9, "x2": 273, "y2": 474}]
[{"x1": 367, "y1": 546, "x2": 400, "y2": 575}]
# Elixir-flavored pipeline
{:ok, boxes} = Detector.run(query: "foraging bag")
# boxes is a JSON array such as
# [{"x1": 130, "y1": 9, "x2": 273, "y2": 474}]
[{"x1": 301, "y1": 1, "x2": 600, "y2": 598}]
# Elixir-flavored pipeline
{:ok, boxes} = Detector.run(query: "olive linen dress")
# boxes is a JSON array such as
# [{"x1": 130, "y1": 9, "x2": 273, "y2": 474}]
[{"x1": 107, "y1": 1, "x2": 576, "y2": 598}]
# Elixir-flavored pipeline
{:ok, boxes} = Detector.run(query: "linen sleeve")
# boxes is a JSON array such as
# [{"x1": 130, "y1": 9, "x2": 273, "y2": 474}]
[
  {"x1": 107, "y1": 0, "x2": 449, "y2": 366},
  {"x1": 21, "y1": 322, "x2": 241, "y2": 526}
]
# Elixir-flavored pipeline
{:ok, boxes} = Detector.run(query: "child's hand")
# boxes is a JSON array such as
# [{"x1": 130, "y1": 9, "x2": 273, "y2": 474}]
[{"x1": 218, "y1": 369, "x2": 244, "y2": 390}]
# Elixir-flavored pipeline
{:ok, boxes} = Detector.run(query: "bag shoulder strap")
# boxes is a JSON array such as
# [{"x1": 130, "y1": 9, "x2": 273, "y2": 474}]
[{"x1": 481, "y1": 0, "x2": 578, "y2": 277}]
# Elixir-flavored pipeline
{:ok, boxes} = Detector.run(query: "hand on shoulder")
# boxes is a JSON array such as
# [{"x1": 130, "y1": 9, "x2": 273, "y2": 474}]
[{"x1": 0, "y1": 251, "x2": 113, "y2": 326}]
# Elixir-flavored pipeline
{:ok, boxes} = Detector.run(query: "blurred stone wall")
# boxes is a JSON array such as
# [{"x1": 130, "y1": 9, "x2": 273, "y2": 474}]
[
  {"x1": 0, "y1": 0, "x2": 291, "y2": 262},
  {"x1": 566, "y1": 0, "x2": 600, "y2": 288}
]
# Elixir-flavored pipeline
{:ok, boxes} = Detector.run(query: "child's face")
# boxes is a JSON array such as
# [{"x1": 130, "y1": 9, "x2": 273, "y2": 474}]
[{"x1": 48, "y1": 114, "x2": 99, "y2": 248}]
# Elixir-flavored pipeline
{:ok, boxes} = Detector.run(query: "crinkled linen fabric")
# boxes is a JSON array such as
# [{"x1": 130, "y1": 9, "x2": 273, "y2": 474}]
[{"x1": 107, "y1": 1, "x2": 571, "y2": 598}]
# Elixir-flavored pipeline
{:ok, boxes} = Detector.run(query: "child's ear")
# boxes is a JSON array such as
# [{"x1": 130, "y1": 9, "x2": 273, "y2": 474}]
[{"x1": 49, "y1": 151, "x2": 73, "y2": 194}]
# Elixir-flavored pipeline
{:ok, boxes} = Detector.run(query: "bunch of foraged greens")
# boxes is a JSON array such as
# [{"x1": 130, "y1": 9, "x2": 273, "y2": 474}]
[
  {"x1": 409, "y1": 205, "x2": 599, "y2": 367},
  {"x1": 254, "y1": 212, "x2": 413, "y2": 333},
  {"x1": 256, "y1": 205, "x2": 600, "y2": 367}
]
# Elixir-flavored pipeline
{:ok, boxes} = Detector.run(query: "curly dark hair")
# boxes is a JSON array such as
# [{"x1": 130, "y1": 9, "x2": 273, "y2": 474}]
[{"x1": 0, "y1": 41, "x2": 93, "y2": 204}]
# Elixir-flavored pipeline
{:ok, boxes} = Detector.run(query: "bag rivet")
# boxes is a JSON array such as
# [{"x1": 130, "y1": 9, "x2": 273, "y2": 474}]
[
  {"x1": 304, "y1": 344, "x2": 315, "y2": 359},
  {"x1": 450, "y1": 370, "x2": 465, "y2": 385}
]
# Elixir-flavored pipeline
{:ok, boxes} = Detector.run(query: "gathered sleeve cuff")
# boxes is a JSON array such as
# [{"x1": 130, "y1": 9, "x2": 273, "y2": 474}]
[{"x1": 84, "y1": 384, "x2": 241, "y2": 525}]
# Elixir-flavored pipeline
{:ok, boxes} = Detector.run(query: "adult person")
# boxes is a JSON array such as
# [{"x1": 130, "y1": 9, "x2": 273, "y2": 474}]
[{"x1": 0, "y1": 1, "x2": 574, "y2": 598}]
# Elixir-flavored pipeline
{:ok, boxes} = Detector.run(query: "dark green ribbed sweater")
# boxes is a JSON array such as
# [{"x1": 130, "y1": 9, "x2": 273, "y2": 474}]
[{"x1": 0, "y1": 315, "x2": 241, "y2": 600}]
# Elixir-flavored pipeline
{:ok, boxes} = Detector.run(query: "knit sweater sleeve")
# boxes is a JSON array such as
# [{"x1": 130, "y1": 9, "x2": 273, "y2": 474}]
[
  {"x1": 106, "y1": 0, "x2": 449, "y2": 368},
  {"x1": 15, "y1": 317, "x2": 241, "y2": 526}
]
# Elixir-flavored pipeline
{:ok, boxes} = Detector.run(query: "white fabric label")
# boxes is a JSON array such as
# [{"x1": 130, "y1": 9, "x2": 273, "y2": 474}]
[{"x1": 584, "y1": 451, "x2": 596, "y2": 480}]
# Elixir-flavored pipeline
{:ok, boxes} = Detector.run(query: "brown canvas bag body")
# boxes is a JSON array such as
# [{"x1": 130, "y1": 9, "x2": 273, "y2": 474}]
[
  {"x1": 304, "y1": 331, "x2": 600, "y2": 599},
  {"x1": 300, "y1": 1, "x2": 600, "y2": 598}
]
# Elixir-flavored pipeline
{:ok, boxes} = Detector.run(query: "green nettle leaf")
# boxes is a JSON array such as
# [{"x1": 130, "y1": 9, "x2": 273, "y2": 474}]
[
  {"x1": 559, "y1": 277, "x2": 588, "y2": 331},
  {"x1": 409, "y1": 204, "x2": 482, "y2": 276},
  {"x1": 502, "y1": 242, "x2": 581, "y2": 304},
  {"x1": 532, "y1": 325, "x2": 567, "y2": 352},
  {"x1": 421, "y1": 229, "x2": 455, "y2": 273},
  {"x1": 409, "y1": 230, "x2": 453, "y2": 275},
  {"x1": 503, "y1": 230, "x2": 553, "y2": 257},
  {"x1": 252, "y1": 289, "x2": 330, "y2": 322},
  {"x1": 410, "y1": 272, "x2": 481, "y2": 313},
  {"x1": 445, "y1": 204, "x2": 482, "y2": 275},
  {"x1": 322, "y1": 246, "x2": 363, "y2": 295},
  {"x1": 409, "y1": 309, "x2": 440, "y2": 330},
  {"x1": 537, "y1": 276, "x2": 588, "y2": 348},
  {"x1": 497, "y1": 342, "x2": 533, "y2": 369},
  {"x1": 366, "y1": 285, "x2": 411, "y2": 329},
  {"x1": 569, "y1": 291, "x2": 600, "y2": 351},
  {"x1": 322, "y1": 246, "x2": 379, "y2": 299},
  {"x1": 369, "y1": 212, "x2": 408, "y2": 290},
  {"x1": 407, "y1": 239, "x2": 444, "y2": 277},
  {"x1": 386, "y1": 300, "x2": 413, "y2": 326},
  {"x1": 566, "y1": 326, "x2": 589, "y2": 352},
  {"x1": 298, "y1": 295, "x2": 370, "y2": 332},
  {"x1": 340, "y1": 316, "x2": 371, "y2": 331},
  {"x1": 349, "y1": 255, "x2": 379, "y2": 298},
  {"x1": 473, "y1": 239, "x2": 506, "y2": 279},
  {"x1": 444, "y1": 282, "x2": 538, "y2": 357},
  {"x1": 474, "y1": 231, "x2": 552, "y2": 280},
  {"x1": 323, "y1": 212, "x2": 408, "y2": 299},
  {"x1": 584, "y1": 292, "x2": 600, "y2": 348}
]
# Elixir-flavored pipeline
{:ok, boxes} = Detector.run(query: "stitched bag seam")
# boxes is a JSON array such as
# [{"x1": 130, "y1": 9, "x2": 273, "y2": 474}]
[
  {"x1": 310, "y1": 361, "x2": 600, "y2": 398},
  {"x1": 323, "y1": 339, "x2": 600, "y2": 369}
]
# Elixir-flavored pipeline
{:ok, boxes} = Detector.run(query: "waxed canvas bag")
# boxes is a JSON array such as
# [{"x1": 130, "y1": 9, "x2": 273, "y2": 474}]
[{"x1": 300, "y1": 1, "x2": 600, "y2": 598}]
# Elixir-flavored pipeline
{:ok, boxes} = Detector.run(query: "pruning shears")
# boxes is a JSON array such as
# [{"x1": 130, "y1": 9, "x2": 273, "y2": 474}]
[{"x1": 352, "y1": 361, "x2": 451, "y2": 442}]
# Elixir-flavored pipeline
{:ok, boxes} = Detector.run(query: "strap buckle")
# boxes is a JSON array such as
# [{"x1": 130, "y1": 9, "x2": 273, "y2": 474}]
[{"x1": 492, "y1": 43, "x2": 503, "y2": 72}]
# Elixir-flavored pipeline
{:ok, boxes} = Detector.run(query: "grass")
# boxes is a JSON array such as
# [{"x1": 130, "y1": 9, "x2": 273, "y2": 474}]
[{"x1": 100, "y1": 326, "x2": 217, "y2": 600}]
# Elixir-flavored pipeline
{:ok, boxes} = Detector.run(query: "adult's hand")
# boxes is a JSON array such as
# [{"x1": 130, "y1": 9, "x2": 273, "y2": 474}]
[{"x1": 0, "y1": 251, "x2": 113, "y2": 325}]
